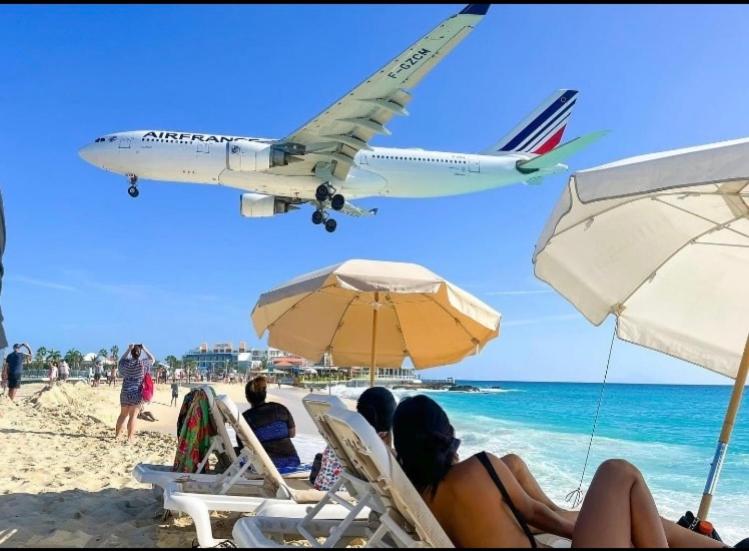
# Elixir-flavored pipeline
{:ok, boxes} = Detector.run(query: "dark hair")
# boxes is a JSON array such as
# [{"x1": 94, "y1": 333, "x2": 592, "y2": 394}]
[
  {"x1": 393, "y1": 395, "x2": 460, "y2": 498},
  {"x1": 245, "y1": 376, "x2": 267, "y2": 407},
  {"x1": 356, "y1": 387, "x2": 396, "y2": 434},
  {"x1": 131, "y1": 345, "x2": 142, "y2": 359}
]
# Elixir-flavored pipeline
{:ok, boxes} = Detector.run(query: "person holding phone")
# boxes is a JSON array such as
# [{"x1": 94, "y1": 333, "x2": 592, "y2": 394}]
[{"x1": 115, "y1": 343, "x2": 154, "y2": 442}]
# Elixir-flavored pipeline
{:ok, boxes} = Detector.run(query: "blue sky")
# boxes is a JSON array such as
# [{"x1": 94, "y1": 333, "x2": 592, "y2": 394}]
[{"x1": 2, "y1": 4, "x2": 748, "y2": 384}]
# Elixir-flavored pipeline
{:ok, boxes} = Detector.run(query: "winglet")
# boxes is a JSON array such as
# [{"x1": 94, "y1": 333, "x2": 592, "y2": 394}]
[{"x1": 460, "y1": 4, "x2": 490, "y2": 16}]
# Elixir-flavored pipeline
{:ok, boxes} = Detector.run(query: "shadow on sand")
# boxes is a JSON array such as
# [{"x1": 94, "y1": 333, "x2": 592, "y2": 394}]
[{"x1": 0, "y1": 486, "x2": 206, "y2": 547}]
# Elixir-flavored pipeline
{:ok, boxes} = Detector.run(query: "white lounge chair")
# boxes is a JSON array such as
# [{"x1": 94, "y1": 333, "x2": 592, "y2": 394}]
[
  {"x1": 134, "y1": 386, "x2": 309, "y2": 492},
  {"x1": 232, "y1": 394, "x2": 453, "y2": 547},
  {"x1": 233, "y1": 394, "x2": 571, "y2": 548},
  {"x1": 134, "y1": 386, "x2": 360, "y2": 547}
]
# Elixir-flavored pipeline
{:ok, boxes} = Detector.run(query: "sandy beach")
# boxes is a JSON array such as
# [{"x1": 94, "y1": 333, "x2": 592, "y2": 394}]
[{"x1": 0, "y1": 380, "x2": 335, "y2": 548}]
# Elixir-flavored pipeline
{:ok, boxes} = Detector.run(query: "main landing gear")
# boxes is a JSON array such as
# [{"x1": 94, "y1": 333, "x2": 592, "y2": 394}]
[
  {"x1": 312, "y1": 183, "x2": 344, "y2": 233},
  {"x1": 126, "y1": 174, "x2": 139, "y2": 198},
  {"x1": 311, "y1": 207, "x2": 338, "y2": 233}
]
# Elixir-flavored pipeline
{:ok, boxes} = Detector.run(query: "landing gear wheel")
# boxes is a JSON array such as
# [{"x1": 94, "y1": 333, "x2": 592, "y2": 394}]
[
  {"x1": 128, "y1": 185, "x2": 139, "y2": 198},
  {"x1": 311, "y1": 210, "x2": 324, "y2": 225},
  {"x1": 315, "y1": 184, "x2": 331, "y2": 202},
  {"x1": 331, "y1": 194, "x2": 345, "y2": 211},
  {"x1": 324, "y1": 219, "x2": 337, "y2": 233}
]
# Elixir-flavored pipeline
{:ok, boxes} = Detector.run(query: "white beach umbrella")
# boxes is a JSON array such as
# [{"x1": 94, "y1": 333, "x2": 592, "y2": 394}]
[
  {"x1": 251, "y1": 259, "x2": 501, "y2": 386},
  {"x1": 534, "y1": 137, "x2": 749, "y2": 519}
]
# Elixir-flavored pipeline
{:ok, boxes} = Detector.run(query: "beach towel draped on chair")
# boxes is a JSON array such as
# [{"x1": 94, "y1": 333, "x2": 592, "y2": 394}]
[{"x1": 173, "y1": 388, "x2": 218, "y2": 473}]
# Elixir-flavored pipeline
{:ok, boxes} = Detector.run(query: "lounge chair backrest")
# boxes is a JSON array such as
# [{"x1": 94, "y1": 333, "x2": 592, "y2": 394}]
[
  {"x1": 304, "y1": 394, "x2": 454, "y2": 548},
  {"x1": 202, "y1": 386, "x2": 239, "y2": 464},
  {"x1": 203, "y1": 387, "x2": 290, "y2": 499}
]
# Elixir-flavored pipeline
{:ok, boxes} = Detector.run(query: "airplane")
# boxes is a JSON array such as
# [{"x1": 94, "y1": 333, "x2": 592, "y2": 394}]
[{"x1": 79, "y1": 4, "x2": 605, "y2": 233}]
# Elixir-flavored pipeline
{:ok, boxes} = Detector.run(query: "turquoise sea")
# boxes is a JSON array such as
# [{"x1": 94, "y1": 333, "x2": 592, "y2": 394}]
[{"x1": 323, "y1": 381, "x2": 749, "y2": 545}]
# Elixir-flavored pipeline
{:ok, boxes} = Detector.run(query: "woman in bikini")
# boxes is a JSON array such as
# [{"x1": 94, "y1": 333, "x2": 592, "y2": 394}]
[{"x1": 393, "y1": 395, "x2": 729, "y2": 548}]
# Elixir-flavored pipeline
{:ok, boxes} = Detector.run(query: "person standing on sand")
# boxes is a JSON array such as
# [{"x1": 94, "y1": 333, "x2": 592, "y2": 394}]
[
  {"x1": 93, "y1": 357, "x2": 103, "y2": 388},
  {"x1": 109, "y1": 364, "x2": 117, "y2": 387},
  {"x1": 48, "y1": 360, "x2": 58, "y2": 387},
  {"x1": 115, "y1": 343, "x2": 154, "y2": 442},
  {"x1": 3, "y1": 343, "x2": 32, "y2": 401},
  {"x1": 170, "y1": 378, "x2": 179, "y2": 407},
  {"x1": 59, "y1": 359, "x2": 70, "y2": 383}
]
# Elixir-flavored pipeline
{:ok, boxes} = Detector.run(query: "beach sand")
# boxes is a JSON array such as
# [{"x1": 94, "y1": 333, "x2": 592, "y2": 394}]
[{"x1": 0, "y1": 379, "x2": 336, "y2": 548}]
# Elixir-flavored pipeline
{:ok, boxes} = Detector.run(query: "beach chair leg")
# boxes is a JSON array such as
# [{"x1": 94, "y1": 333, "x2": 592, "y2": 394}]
[
  {"x1": 196, "y1": 436, "x2": 223, "y2": 474},
  {"x1": 219, "y1": 454, "x2": 255, "y2": 495}
]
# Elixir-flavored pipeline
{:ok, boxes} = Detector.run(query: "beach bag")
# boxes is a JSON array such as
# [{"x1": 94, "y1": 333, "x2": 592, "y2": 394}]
[
  {"x1": 676, "y1": 511, "x2": 722, "y2": 542},
  {"x1": 140, "y1": 371, "x2": 154, "y2": 402}
]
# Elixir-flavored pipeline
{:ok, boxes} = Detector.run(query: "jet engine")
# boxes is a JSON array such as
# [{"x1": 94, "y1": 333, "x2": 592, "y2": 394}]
[
  {"x1": 239, "y1": 193, "x2": 296, "y2": 218},
  {"x1": 227, "y1": 142, "x2": 292, "y2": 172}
]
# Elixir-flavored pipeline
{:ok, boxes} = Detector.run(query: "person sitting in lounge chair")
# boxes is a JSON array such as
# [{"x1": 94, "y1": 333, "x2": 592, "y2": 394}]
[
  {"x1": 392, "y1": 395, "x2": 729, "y2": 548},
  {"x1": 312, "y1": 386, "x2": 396, "y2": 491},
  {"x1": 240, "y1": 375, "x2": 301, "y2": 473}
]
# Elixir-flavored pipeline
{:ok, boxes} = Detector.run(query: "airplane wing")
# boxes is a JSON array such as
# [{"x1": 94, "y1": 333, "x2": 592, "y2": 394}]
[
  {"x1": 340, "y1": 201, "x2": 378, "y2": 218},
  {"x1": 269, "y1": 4, "x2": 490, "y2": 181}
]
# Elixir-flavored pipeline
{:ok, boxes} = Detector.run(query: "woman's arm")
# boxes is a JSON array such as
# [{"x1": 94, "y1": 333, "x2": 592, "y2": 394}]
[
  {"x1": 487, "y1": 454, "x2": 575, "y2": 540},
  {"x1": 141, "y1": 345, "x2": 156, "y2": 362},
  {"x1": 119, "y1": 344, "x2": 132, "y2": 362}
]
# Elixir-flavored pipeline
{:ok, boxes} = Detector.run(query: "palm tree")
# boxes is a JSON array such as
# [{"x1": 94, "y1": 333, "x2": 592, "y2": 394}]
[
  {"x1": 35, "y1": 346, "x2": 48, "y2": 370},
  {"x1": 47, "y1": 349, "x2": 62, "y2": 364},
  {"x1": 98, "y1": 348, "x2": 109, "y2": 360},
  {"x1": 165, "y1": 355, "x2": 178, "y2": 370},
  {"x1": 111, "y1": 345, "x2": 119, "y2": 363},
  {"x1": 65, "y1": 349, "x2": 83, "y2": 370}
]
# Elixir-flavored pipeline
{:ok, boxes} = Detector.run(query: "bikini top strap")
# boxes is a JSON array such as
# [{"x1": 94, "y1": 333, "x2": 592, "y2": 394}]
[{"x1": 475, "y1": 451, "x2": 537, "y2": 548}]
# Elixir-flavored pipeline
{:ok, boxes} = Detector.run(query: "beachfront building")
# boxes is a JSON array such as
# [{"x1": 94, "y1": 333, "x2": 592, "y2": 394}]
[{"x1": 182, "y1": 342, "x2": 309, "y2": 379}]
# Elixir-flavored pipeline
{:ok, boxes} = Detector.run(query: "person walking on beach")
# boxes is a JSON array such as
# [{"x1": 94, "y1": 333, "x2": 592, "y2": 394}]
[
  {"x1": 108, "y1": 364, "x2": 117, "y2": 387},
  {"x1": 93, "y1": 357, "x2": 103, "y2": 387},
  {"x1": 47, "y1": 360, "x2": 58, "y2": 387},
  {"x1": 3, "y1": 343, "x2": 32, "y2": 401},
  {"x1": 170, "y1": 378, "x2": 179, "y2": 407},
  {"x1": 115, "y1": 343, "x2": 154, "y2": 443},
  {"x1": 59, "y1": 359, "x2": 70, "y2": 383}
]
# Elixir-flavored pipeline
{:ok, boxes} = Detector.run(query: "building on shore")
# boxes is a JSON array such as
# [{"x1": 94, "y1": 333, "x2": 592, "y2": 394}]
[{"x1": 182, "y1": 342, "x2": 309, "y2": 378}]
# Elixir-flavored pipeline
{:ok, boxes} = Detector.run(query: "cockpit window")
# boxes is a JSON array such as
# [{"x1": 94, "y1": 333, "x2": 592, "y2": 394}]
[{"x1": 108, "y1": 136, "x2": 118, "y2": 142}]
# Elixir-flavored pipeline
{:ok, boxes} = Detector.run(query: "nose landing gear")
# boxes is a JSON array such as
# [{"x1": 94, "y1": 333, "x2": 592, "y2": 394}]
[{"x1": 126, "y1": 174, "x2": 139, "y2": 198}]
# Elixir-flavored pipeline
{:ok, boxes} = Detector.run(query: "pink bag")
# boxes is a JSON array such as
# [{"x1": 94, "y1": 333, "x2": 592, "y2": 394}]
[{"x1": 140, "y1": 372, "x2": 154, "y2": 402}]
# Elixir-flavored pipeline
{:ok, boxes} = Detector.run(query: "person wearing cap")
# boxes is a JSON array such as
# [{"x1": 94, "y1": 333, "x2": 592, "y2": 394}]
[{"x1": 3, "y1": 343, "x2": 33, "y2": 401}]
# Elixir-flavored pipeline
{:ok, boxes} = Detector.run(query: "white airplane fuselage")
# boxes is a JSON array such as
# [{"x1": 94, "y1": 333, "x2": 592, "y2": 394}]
[{"x1": 79, "y1": 130, "x2": 567, "y2": 201}]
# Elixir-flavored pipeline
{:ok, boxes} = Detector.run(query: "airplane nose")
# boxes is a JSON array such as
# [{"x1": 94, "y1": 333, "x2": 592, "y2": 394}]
[{"x1": 78, "y1": 143, "x2": 99, "y2": 165}]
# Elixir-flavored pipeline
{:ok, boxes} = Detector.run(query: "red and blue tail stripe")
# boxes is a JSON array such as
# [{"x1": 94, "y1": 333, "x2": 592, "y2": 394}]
[{"x1": 489, "y1": 89, "x2": 578, "y2": 155}]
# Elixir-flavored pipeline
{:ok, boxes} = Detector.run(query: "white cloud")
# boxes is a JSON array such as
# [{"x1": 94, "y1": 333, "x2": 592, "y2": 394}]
[
  {"x1": 485, "y1": 289, "x2": 554, "y2": 296},
  {"x1": 10, "y1": 275, "x2": 79, "y2": 293},
  {"x1": 503, "y1": 314, "x2": 579, "y2": 327}
]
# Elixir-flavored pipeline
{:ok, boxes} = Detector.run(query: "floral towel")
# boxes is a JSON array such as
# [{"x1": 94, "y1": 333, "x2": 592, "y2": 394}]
[{"x1": 172, "y1": 389, "x2": 218, "y2": 473}]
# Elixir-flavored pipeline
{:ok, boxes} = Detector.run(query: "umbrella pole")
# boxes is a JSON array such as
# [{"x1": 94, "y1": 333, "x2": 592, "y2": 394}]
[
  {"x1": 369, "y1": 292, "x2": 380, "y2": 387},
  {"x1": 697, "y1": 332, "x2": 749, "y2": 520}
]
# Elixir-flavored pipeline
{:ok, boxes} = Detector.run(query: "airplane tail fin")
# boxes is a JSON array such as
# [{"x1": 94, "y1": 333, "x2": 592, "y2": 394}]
[{"x1": 484, "y1": 89, "x2": 578, "y2": 155}]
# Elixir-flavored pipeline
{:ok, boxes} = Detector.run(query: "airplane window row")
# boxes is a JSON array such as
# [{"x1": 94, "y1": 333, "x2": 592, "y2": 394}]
[
  {"x1": 372, "y1": 154, "x2": 466, "y2": 164},
  {"x1": 95, "y1": 137, "x2": 106, "y2": 143},
  {"x1": 142, "y1": 138, "x2": 192, "y2": 144}
]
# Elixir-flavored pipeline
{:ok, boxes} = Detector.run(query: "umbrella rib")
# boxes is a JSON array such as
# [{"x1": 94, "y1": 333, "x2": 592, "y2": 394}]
[
  {"x1": 386, "y1": 294, "x2": 410, "y2": 361},
  {"x1": 651, "y1": 196, "x2": 749, "y2": 242},
  {"x1": 324, "y1": 294, "x2": 360, "y2": 357},
  {"x1": 539, "y1": 185, "x2": 747, "y2": 251},
  {"x1": 615, "y1": 210, "x2": 749, "y2": 312},
  {"x1": 265, "y1": 284, "x2": 335, "y2": 333},
  {"x1": 423, "y1": 292, "x2": 479, "y2": 348}
]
